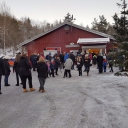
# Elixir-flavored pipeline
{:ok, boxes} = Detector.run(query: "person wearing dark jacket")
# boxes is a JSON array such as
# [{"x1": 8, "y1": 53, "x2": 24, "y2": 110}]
[
  {"x1": 54, "y1": 56, "x2": 60, "y2": 75},
  {"x1": 97, "y1": 53, "x2": 103, "y2": 73},
  {"x1": 69, "y1": 52, "x2": 75, "y2": 70},
  {"x1": 46, "y1": 52, "x2": 52, "y2": 62},
  {"x1": 13, "y1": 54, "x2": 22, "y2": 86},
  {"x1": 4, "y1": 56, "x2": 11, "y2": 86},
  {"x1": 84, "y1": 55, "x2": 91, "y2": 76},
  {"x1": 19, "y1": 53, "x2": 36, "y2": 92},
  {"x1": 37, "y1": 57, "x2": 48, "y2": 93},
  {"x1": 59, "y1": 53, "x2": 64, "y2": 69},
  {"x1": 50, "y1": 59, "x2": 55, "y2": 77},
  {"x1": 30, "y1": 53, "x2": 38, "y2": 71},
  {"x1": 76, "y1": 56, "x2": 83, "y2": 76},
  {"x1": 0, "y1": 58, "x2": 5, "y2": 94}
]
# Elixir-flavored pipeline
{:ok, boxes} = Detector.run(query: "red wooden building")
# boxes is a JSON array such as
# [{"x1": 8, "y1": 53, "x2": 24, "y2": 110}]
[{"x1": 21, "y1": 21, "x2": 115, "y2": 56}]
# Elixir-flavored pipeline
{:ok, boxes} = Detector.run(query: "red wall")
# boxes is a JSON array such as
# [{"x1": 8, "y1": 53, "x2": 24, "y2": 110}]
[{"x1": 25, "y1": 25, "x2": 112, "y2": 56}]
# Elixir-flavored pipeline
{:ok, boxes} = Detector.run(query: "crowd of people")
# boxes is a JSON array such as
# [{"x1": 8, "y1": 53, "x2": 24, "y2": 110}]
[{"x1": 0, "y1": 51, "x2": 114, "y2": 95}]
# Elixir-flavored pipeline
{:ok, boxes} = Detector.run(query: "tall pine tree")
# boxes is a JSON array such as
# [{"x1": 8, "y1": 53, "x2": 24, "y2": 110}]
[{"x1": 113, "y1": 0, "x2": 128, "y2": 70}]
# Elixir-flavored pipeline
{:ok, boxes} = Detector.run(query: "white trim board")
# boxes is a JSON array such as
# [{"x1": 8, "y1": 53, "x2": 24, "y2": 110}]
[{"x1": 65, "y1": 45, "x2": 80, "y2": 48}]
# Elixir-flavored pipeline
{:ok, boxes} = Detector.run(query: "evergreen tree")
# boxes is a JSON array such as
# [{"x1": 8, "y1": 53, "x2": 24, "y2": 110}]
[
  {"x1": 91, "y1": 15, "x2": 109, "y2": 33},
  {"x1": 112, "y1": 0, "x2": 128, "y2": 70}
]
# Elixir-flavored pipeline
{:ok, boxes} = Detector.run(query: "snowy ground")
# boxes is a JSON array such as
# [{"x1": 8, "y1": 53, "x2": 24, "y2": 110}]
[{"x1": 0, "y1": 65, "x2": 128, "y2": 128}]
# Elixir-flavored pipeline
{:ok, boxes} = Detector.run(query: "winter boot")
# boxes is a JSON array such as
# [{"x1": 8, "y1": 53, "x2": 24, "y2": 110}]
[
  {"x1": 30, "y1": 88, "x2": 36, "y2": 92},
  {"x1": 38, "y1": 88, "x2": 41, "y2": 92},
  {"x1": 41, "y1": 90, "x2": 46, "y2": 93},
  {"x1": 0, "y1": 90, "x2": 2, "y2": 94},
  {"x1": 23, "y1": 89, "x2": 28, "y2": 93},
  {"x1": 5, "y1": 83, "x2": 10, "y2": 86}
]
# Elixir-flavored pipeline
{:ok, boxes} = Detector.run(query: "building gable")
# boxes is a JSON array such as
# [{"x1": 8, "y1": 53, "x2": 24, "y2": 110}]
[{"x1": 21, "y1": 22, "x2": 114, "y2": 46}]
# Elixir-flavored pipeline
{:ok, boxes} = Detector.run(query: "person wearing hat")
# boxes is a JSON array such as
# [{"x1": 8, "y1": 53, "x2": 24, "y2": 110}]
[{"x1": 0, "y1": 57, "x2": 5, "y2": 94}]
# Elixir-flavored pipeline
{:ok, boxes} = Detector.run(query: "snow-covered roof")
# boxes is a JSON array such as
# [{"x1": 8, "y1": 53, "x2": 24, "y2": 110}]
[{"x1": 77, "y1": 38, "x2": 110, "y2": 44}]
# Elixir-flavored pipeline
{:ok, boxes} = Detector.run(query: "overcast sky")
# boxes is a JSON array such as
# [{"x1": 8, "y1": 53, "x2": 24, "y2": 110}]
[{"x1": 2, "y1": 0, "x2": 126, "y2": 27}]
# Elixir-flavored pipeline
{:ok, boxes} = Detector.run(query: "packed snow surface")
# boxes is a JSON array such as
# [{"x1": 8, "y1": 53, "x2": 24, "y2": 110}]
[{"x1": 0, "y1": 66, "x2": 128, "y2": 128}]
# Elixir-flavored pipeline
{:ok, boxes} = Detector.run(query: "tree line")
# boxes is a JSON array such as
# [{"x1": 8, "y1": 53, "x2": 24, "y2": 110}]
[
  {"x1": 0, "y1": 2, "x2": 63, "y2": 54},
  {"x1": 0, "y1": 2, "x2": 116, "y2": 54}
]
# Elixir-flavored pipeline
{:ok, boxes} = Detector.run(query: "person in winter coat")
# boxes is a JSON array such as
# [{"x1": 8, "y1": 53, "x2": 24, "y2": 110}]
[
  {"x1": 54, "y1": 56, "x2": 60, "y2": 75},
  {"x1": 84, "y1": 55, "x2": 91, "y2": 76},
  {"x1": 69, "y1": 51, "x2": 75, "y2": 70},
  {"x1": 64, "y1": 52, "x2": 68, "y2": 62},
  {"x1": 103, "y1": 59, "x2": 107, "y2": 72},
  {"x1": 0, "y1": 57, "x2": 5, "y2": 94},
  {"x1": 37, "y1": 57, "x2": 48, "y2": 93},
  {"x1": 53, "y1": 53, "x2": 58, "y2": 59},
  {"x1": 50, "y1": 59, "x2": 55, "y2": 77},
  {"x1": 76, "y1": 56, "x2": 83, "y2": 76},
  {"x1": 81, "y1": 53, "x2": 86, "y2": 72},
  {"x1": 4, "y1": 56, "x2": 11, "y2": 86},
  {"x1": 97, "y1": 53, "x2": 103, "y2": 73},
  {"x1": 64, "y1": 55, "x2": 73, "y2": 78},
  {"x1": 13, "y1": 54, "x2": 22, "y2": 86},
  {"x1": 30, "y1": 53, "x2": 38, "y2": 71},
  {"x1": 19, "y1": 52, "x2": 36, "y2": 93},
  {"x1": 46, "y1": 52, "x2": 52, "y2": 62},
  {"x1": 59, "y1": 53, "x2": 65, "y2": 69}
]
